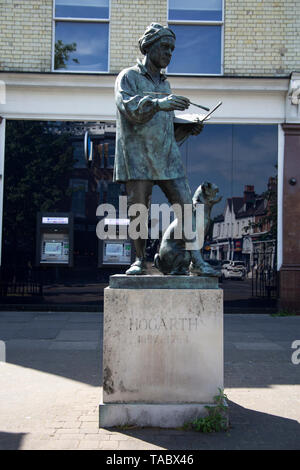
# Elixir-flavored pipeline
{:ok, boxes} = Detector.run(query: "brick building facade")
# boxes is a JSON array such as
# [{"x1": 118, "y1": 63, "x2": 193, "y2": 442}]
[
  {"x1": 0, "y1": 0, "x2": 300, "y2": 310},
  {"x1": 1, "y1": 0, "x2": 299, "y2": 74}
]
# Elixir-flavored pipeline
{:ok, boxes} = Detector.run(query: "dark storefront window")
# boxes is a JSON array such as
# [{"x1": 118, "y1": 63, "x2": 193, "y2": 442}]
[
  {"x1": 184, "y1": 124, "x2": 277, "y2": 216},
  {"x1": 1, "y1": 121, "x2": 121, "y2": 309},
  {"x1": 70, "y1": 179, "x2": 88, "y2": 217},
  {"x1": 1, "y1": 121, "x2": 278, "y2": 312}
]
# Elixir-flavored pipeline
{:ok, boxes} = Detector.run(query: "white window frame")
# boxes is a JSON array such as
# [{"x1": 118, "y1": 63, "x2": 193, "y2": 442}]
[
  {"x1": 52, "y1": 0, "x2": 111, "y2": 73},
  {"x1": 167, "y1": 0, "x2": 224, "y2": 76}
]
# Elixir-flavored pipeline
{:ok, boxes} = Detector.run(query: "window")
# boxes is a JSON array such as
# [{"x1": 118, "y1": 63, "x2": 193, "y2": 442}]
[
  {"x1": 168, "y1": 0, "x2": 223, "y2": 75},
  {"x1": 97, "y1": 139, "x2": 115, "y2": 169},
  {"x1": 72, "y1": 140, "x2": 85, "y2": 168},
  {"x1": 53, "y1": 0, "x2": 109, "y2": 72}
]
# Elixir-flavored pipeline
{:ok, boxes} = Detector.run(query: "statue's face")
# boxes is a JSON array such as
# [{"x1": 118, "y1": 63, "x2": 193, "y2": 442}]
[{"x1": 147, "y1": 36, "x2": 175, "y2": 69}]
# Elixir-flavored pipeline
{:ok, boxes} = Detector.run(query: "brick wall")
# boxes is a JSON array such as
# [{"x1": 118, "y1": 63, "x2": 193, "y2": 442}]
[
  {"x1": 109, "y1": 0, "x2": 167, "y2": 73},
  {"x1": 0, "y1": 0, "x2": 299, "y2": 76},
  {"x1": 283, "y1": 2, "x2": 300, "y2": 73},
  {"x1": 0, "y1": 0, "x2": 52, "y2": 72},
  {"x1": 224, "y1": 0, "x2": 300, "y2": 76}
]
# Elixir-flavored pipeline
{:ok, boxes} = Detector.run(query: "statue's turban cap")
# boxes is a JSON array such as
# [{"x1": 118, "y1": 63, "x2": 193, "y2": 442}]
[{"x1": 138, "y1": 23, "x2": 176, "y2": 55}]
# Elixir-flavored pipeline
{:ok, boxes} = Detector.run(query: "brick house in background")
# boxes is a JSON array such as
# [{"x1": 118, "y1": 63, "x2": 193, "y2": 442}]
[{"x1": 0, "y1": 0, "x2": 300, "y2": 309}]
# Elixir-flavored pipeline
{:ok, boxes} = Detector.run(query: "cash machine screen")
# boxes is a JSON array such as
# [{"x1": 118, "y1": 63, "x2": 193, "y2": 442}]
[
  {"x1": 103, "y1": 240, "x2": 131, "y2": 265},
  {"x1": 41, "y1": 234, "x2": 69, "y2": 264},
  {"x1": 44, "y1": 242, "x2": 63, "y2": 255}
]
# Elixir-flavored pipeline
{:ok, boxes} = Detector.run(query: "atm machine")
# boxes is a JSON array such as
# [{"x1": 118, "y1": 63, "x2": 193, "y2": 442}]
[
  {"x1": 98, "y1": 218, "x2": 135, "y2": 268},
  {"x1": 36, "y1": 212, "x2": 74, "y2": 267}
]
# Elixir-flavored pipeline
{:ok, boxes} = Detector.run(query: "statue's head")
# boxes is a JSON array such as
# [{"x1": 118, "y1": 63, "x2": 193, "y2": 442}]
[{"x1": 139, "y1": 23, "x2": 176, "y2": 69}]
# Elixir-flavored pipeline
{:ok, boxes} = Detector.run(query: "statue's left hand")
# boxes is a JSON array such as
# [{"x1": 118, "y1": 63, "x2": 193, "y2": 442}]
[
  {"x1": 190, "y1": 121, "x2": 204, "y2": 135},
  {"x1": 174, "y1": 119, "x2": 204, "y2": 144}
]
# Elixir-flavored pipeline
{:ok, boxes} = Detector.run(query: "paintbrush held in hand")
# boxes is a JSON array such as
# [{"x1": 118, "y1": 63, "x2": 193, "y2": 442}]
[{"x1": 144, "y1": 92, "x2": 211, "y2": 112}]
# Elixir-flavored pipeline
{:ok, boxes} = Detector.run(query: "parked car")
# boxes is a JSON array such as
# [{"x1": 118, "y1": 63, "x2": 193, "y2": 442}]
[
  {"x1": 221, "y1": 260, "x2": 231, "y2": 269},
  {"x1": 222, "y1": 261, "x2": 246, "y2": 280}
]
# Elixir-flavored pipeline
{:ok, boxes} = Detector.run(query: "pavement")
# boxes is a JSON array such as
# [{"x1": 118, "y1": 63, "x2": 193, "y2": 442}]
[{"x1": 0, "y1": 310, "x2": 299, "y2": 450}]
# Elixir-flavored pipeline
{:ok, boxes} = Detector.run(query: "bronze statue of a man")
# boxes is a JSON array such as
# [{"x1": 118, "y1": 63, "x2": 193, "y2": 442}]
[{"x1": 113, "y1": 23, "x2": 218, "y2": 276}]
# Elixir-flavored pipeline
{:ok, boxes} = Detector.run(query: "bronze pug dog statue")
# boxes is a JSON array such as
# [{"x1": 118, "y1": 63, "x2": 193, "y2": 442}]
[{"x1": 154, "y1": 182, "x2": 222, "y2": 275}]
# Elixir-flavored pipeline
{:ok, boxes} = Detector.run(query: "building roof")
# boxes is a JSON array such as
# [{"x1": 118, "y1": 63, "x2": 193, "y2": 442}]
[
  {"x1": 213, "y1": 214, "x2": 224, "y2": 223},
  {"x1": 227, "y1": 197, "x2": 244, "y2": 214},
  {"x1": 224, "y1": 189, "x2": 269, "y2": 220}
]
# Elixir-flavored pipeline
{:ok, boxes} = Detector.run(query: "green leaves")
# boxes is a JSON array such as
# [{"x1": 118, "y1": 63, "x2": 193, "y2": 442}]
[
  {"x1": 54, "y1": 40, "x2": 79, "y2": 69},
  {"x1": 183, "y1": 388, "x2": 228, "y2": 433}
]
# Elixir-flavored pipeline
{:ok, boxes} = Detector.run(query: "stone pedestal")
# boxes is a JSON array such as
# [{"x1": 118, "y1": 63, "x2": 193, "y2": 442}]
[{"x1": 99, "y1": 275, "x2": 225, "y2": 428}]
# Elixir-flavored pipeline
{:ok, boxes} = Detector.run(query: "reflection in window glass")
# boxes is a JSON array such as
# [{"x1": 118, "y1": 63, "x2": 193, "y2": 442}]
[
  {"x1": 152, "y1": 124, "x2": 278, "y2": 220},
  {"x1": 72, "y1": 141, "x2": 85, "y2": 168},
  {"x1": 107, "y1": 140, "x2": 115, "y2": 168},
  {"x1": 70, "y1": 179, "x2": 88, "y2": 218},
  {"x1": 55, "y1": 22, "x2": 109, "y2": 71},
  {"x1": 168, "y1": 25, "x2": 221, "y2": 74},
  {"x1": 55, "y1": 0, "x2": 109, "y2": 19},
  {"x1": 183, "y1": 125, "x2": 232, "y2": 217},
  {"x1": 169, "y1": 0, "x2": 222, "y2": 21},
  {"x1": 185, "y1": 124, "x2": 278, "y2": 218}
]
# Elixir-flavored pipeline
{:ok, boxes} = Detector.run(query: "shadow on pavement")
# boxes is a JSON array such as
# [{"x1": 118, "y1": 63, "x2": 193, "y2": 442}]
[
  {"x1": 1, "y1": 311, "x2": 103, "y2": 386},
  {"x1": 103, "y1": 401, "x2": 300, "y2": 450},
  {"x1": 6, "y1": 349, "x2": 102, "y2": 387},
  {"x1": 0, "y1": 431, "x2": 26, "y2": 450}
]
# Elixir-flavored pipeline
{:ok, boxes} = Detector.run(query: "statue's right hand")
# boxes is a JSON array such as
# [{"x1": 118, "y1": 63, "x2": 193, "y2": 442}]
[{"x1": 157, "y1": 94, "x2": 190, "y2": 111}]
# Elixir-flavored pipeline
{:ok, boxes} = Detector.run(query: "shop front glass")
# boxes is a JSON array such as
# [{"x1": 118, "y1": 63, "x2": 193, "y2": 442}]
[{"x1": 1, "y1": 120, "x2": 278, "y2": 311}]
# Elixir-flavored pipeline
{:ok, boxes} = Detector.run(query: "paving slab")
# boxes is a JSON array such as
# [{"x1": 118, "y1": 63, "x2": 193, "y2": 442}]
[
  {"x1": 12, "y1": 328, "x2": 61, "y2": 340},
  {"x1": 56, "y1": 330, "x2": 101, "y2": 341},
  {"x1": 61, "y1": 322, "x2": 103, "y2": 331},
  {"x1": 49, "y1": 341, "x2": 100, "y2": 350},
  {"x1": 5, "y1": 339, "x2": 53, "y2": 350}
]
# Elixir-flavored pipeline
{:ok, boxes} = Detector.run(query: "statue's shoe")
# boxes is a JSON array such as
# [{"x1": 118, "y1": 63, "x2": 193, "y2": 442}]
[
  {"x1": 190, "y1": 261, "x2": 220, "y2": 277},
  {"x1": 125, "y1": 259, "x2": 147, "y2": 275}
]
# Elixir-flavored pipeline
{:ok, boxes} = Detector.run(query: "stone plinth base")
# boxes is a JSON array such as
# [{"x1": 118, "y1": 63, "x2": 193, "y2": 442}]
[
  {"x1": 99, "y1": 400, "x2": 228, "y2": 428},
  {"x1": 100, "y1": 275, "x2": 224, "y2": 428}
]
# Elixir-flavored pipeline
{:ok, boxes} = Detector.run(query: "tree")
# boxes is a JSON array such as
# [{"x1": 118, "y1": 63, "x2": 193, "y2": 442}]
[{"x1": 54, "y1": 40, "x2": 79, "y2": 70}]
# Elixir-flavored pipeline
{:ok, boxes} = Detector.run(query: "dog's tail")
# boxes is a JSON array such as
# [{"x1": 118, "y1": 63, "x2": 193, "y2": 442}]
[
  {"x1": 154, "y1": 253, "x2": 167, "y2": 274},
  {"x1": 154, "y1": 253, "x2": 161, "y2": 270}
]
